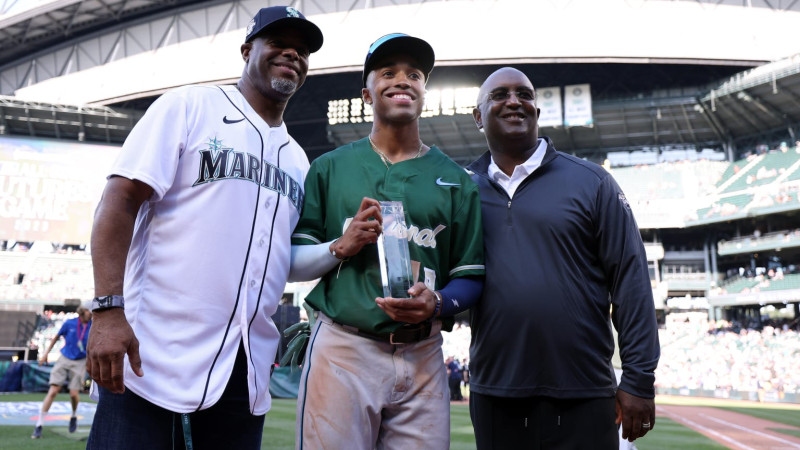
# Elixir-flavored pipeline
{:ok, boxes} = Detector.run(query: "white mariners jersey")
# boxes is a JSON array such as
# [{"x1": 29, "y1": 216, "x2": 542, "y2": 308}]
[{"x1": 109, "y1": 84, "x2": 309, "y2": 414}]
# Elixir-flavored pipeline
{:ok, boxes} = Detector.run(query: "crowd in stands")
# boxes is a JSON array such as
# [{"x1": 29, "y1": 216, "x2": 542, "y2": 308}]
[
  {"x1": 0, "y1": 241, "x2": 93, "y2": 302},
  {"x1": 676, "y1": 143, "x2": 800, "y2": 222},
  {"x1": 656, "y1": 313, "x2": 800, "y2": 401},
  {"x1": 711, "y1": 252, "x2": 800, "y2": 296},
  {"x1": 611, "y1": 159, "x2": 727, "y2": 203},
  {"x1": 608, "y1": 159, "x2": 731, "y2": 227},
  {"x1": 442, "y1": 312, "x2": 800, "y2": 402}
]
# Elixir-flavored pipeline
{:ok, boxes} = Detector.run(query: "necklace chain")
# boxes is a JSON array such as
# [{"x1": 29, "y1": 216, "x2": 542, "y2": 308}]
[{"x1": 368, "y1": 136, "x2": 424, "y2": 168}]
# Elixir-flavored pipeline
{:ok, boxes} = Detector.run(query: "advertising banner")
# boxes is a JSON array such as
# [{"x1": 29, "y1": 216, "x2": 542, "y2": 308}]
[
  {"x1": 0, "y1": 136, "x2": 120, "y2": 244},
  {"x1": 564, "y1": 83, "x2": 593, "y2": 127},
  {"x1": 537, "y1": 86, "x2": 563, "y2": 128}
]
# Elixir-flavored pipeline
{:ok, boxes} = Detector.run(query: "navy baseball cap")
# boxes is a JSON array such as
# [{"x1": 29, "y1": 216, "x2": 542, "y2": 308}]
[
  {"x1": 362, "y1": 33, "x2": 435, "y2": 88},
  {"x1": 245, "y1": 6, "x2": 323, "y2": 53}
]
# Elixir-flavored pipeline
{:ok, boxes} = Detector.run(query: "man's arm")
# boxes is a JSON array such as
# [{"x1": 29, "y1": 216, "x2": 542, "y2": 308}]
[
  {"x1": 597, "y1": 175, "x2": 659, "y2": 442},
  {"x1": 86, "y1": 176, "x2": 152, "y2": 394},
  {"x1": 289, "y1": 196, "x2": 383, "y2": 281},
  {"x1": 38, "y1": 334, "x2": 60, "y2": 365}
]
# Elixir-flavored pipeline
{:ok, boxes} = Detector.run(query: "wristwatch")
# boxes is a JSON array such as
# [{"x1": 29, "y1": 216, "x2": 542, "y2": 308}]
[{"x1": 91, "y1": 295, "x2": 125, "y2": 311}]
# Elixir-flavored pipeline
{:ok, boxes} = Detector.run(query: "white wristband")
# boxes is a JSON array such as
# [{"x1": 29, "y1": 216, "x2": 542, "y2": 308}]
[{"x1": 288, "y1": 241, "x2": 341, "y2": 282}]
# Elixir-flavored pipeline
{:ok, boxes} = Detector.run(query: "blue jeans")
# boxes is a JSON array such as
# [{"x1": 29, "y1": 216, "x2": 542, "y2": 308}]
[{"x1": 87, "y1": 341, "x2": 264, "y2": 450}]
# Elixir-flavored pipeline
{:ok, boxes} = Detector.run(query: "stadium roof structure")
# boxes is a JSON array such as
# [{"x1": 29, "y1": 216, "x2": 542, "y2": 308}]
[
  {"x1": 0, "y1": 94, "x2": 140, "y2": 142},
  {"x1": 0, "y1": 0, "x2": 798, "y2": 159},
  {"x1": 0, "y1": 0, "x2": 211, "y2": 65},
  {"x1": 324, "y1": 56, "x2": 800, "y2": 165}
]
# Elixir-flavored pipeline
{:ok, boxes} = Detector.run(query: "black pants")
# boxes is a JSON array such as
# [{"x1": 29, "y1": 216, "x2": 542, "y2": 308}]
[
  {"x1": 469, "y1": 392, "x2": 618, "y2": 450},
  {"x1": 87, "y1": 341, "x2": 264, "y2": 450},
  {"x1": 449, "y1": 377, "x2": 463, "y2": 400}
]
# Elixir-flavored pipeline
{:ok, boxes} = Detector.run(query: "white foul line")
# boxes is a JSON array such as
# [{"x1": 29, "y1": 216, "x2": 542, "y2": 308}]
[
  {"x1": 657, "y1": 407, "x2": 756, "y2": 450},
  {"x1": 700, "y1": 414, "x2": 800, "y2": 449}
]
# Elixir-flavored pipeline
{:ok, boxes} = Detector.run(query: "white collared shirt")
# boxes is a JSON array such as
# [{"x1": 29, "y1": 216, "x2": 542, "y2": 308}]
[{"x1": 488, "y1": 138, "x2": 547, "y2": 198}]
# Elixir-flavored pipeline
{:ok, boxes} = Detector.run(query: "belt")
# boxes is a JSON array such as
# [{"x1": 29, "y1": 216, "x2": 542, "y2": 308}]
[{"x1": 318, "y1": 313, "x2": 439, "y2": 345}]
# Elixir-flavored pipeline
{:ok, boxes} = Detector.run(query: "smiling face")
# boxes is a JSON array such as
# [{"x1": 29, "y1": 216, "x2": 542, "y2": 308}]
[
  {"x1": 474, "y1": 67, "x2": 540, "y2": 151},
  {"x1": 362, "y1": 54, "x2": 426, "y2": 125},
  {"x1": 241, "y1": 26, "x2": 310, "y2": 101}
]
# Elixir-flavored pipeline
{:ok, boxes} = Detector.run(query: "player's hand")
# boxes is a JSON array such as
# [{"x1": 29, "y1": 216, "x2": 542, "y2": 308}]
[
  {"x1": 37, "y1": 358, "x2": 45, "y2": 366},
  {"x1": 375, "y1": 282, "x2": 436, "y2": 324},
  {"x1": 332, "y1": 197, "x2": 382, "y2": 259},
  {"x1": 86, "y1": 308, "x2": 143, "y2": 394},
  {"x1": 615, "y1": 389, "x2": 655, "y2": 442}
]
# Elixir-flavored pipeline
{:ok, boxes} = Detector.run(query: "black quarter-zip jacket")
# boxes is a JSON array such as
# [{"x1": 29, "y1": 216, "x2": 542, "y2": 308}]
[{"x1": 466, "y1": 137, "x2": 660, "y2": 399}]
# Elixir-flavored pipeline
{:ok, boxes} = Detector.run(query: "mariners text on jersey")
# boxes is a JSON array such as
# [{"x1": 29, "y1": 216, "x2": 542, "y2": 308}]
[{"x1": 193, "y1": 137, "x2": 304, "y2": 214}]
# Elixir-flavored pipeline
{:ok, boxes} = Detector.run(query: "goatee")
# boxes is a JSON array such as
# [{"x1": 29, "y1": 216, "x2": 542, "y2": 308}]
[{"x1": 272, "y1": 78, "x2": 297, "y2": 95}]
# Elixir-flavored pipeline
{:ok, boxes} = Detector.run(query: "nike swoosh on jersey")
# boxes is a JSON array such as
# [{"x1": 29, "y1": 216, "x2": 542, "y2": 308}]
[
  {"x1": 223, "y1": 116, "x2": 245, "y2": 124},
  {"x1": 436, "y1": 177, "x2": 460, "y2": 186}
]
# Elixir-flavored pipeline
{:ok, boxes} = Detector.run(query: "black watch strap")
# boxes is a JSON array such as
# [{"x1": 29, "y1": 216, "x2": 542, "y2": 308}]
[{"x1": 91, "y1": 295, "x2": 125, "y2": 311}]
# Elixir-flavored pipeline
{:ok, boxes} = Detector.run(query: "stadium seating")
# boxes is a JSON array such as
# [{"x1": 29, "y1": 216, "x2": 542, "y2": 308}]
[
  {"x1": 786, "y1": 161, "x2": 800, "y2": 181},
  {"x1": 612, "y1": 160, "x2": 728, "y2": 202},
  {"x1": 716, "y1": 158, "x2": 751, "y2": 187},
  {"x1": 656, "y1": 315, "x2": 800, "y2": 402},
  {"x1": 695, "y1": 193, "x2": 754, "y2": 221},
  {"x1": 718, "y1": 229, "x2": 800, "y2": 256},
  {"x1": 718, "y1": 277, "x2": 760, "y2": 294},
  {"x1": 720, "y1": 151, "x2": 800, "y2": 194},
  {"x1": 760, "y1": 273, "x2": 800, "y2": 291},
  {"x1": 0, "y1": 252, "x2": 93, "y2": 302}
]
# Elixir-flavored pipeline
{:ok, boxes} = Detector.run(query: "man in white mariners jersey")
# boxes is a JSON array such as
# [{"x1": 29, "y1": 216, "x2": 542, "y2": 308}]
[{"x1": 85, "y1": 6, "x2": 322, "y2": 449}]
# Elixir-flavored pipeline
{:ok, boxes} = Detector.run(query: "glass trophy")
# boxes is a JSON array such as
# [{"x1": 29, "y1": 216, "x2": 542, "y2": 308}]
[{"x1": 376, "y1": 201, "x2": 413, "y2": 298}]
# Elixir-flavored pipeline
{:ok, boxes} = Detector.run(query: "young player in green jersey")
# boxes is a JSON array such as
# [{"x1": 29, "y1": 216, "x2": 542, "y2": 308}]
[{"x1": 289, "y1": 33, "x2": 485, "y2": 449}]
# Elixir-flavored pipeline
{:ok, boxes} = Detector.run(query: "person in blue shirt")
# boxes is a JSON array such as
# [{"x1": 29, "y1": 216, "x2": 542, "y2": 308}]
[{"x1": 31, "y1": 306, "x2": 92, "y2": 439}]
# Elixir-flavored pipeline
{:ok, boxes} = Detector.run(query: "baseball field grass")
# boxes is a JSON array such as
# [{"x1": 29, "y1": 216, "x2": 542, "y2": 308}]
[{"x1": 2, "y1": 393, "x2": 799, "y2": 449}]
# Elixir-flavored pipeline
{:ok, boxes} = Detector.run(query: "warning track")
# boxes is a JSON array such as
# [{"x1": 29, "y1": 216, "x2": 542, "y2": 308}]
[{"x1": 657, "y1": 397, "x2": 800, "y2": 450}]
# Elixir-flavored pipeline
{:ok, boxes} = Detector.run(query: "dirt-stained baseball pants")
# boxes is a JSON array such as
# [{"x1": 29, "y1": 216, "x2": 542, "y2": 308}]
[{"x1": 296, "y1": 313, "x2": 449, "y2": 450}]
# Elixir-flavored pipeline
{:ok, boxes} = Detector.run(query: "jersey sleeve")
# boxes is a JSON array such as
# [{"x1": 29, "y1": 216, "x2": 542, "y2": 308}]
[
  {"x1": 597, "y1": 175, "x2": 660, "y2": 398},
  {"x1": 447, "y1": 180, "x2": 485, "y2": 279},
  {"x1": 292, "y1": 157, "x2": 328, "y2": 245},
  {"x1": 109, "y1": 90, "x2": 189, "y2": 201}
]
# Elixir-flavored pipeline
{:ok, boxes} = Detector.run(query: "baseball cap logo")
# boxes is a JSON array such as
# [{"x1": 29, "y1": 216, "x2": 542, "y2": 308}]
[
  {"x1": 246, "y1": 19, "x2": 255, "y2": 36},
  {"x1": 367, "y1": 33, "x2": 407, "y2": 57},
  {"x1": 286, "y1": 6, "x2": 300, "y2": 18}
]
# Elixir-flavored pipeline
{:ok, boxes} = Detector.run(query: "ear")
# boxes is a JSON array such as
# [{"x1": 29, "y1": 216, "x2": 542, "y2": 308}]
[
  {"x1": 240, "y1": 42, "x2": 252, "y2": 63},
  {"x1": 362, "y1": 87, "x2": 373, "y2": 105},
  {"x1": 473, "y1": 106, "x2": 483, "y2": 130}
]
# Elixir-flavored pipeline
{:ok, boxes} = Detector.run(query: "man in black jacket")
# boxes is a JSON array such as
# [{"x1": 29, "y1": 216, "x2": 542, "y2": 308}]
[{"x1": 466, "y1": 67, "x2": 660, "y2": 449}]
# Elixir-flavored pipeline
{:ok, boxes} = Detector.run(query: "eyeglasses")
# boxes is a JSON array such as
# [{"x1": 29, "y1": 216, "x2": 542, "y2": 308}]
[{"x1": 486, "y1": 89, "x2": 535, "y2": 103}]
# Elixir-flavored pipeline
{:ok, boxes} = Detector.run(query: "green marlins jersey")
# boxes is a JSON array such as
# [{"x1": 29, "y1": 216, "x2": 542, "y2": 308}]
[{"x1": 292, "y1": 137, "x2": 484, "y2": 334}]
